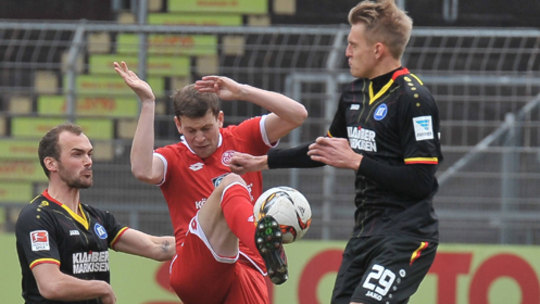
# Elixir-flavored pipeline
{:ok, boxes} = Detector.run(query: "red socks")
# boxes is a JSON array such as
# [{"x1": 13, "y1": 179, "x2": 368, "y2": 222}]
[{"x1": 220, "y1": 182, "x2": 257, "y2": 254}]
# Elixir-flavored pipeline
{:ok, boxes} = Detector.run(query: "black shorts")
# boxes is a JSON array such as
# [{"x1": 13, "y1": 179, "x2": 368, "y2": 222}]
[{"x1": 331, "y1": 235, "x2": 437, "y2": 304}]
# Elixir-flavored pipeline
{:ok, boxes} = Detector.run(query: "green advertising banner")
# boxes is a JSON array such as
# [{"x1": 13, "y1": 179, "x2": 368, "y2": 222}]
[
  {"x1": 0, "y1": 182, "x2": 33, "y2": 203},
  {"x1": 148, "y1": 13, "x2": 242, "y2": 26},
  {"x1": 38, "y1": 95, "x2": 139, "y2": 117},
  {"x1": 11, "y1": 117, "x2": 113, "y2": 140},
  {"x1": 0, "y1": 160, "x2": 47, "y2": 182},
  {"x1": 168, "y1": 0, "x2": 267, "y2": 14},
  {"x1": 89, "y1": 54, "x2": 190, "y2": 77},
  {"x1": 0, "y1": 139, "x2": 37, "y2": 159},
  {"x1": 117, "y1": 34, "x2": 217, "y2": 56},
  {"x1": 69, "y1": 75, "x2": 165, "y2": 96},
  {"x1": 11, "y1": 117, "x2": 66, "y2": 138},
  {"x1": 1, "y1": 237, "x2": 539, "y2": 304}
]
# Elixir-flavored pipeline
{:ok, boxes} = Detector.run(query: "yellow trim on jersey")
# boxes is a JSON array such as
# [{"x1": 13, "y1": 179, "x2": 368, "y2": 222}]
[
  {"x1": 410, "y1": 241, "x2": 428, "y2": 265},
  {"x1": 368, "y1": 79, "x2": 394, "y2": 105},
  {"x1": 409, "y1": 73, "x2": 424, "y2": 85},
  {"x1": 404, "y1": 157, "x2": 438, "y2": 164},
  {"x1": 30, "y1": 258, "x2": 60, "y2": 269},
  {"x1": 110, "y1": 227, "x2": 129, "y2": 248},
  {"x1": 61, "y1": 204, "x2": 89, "y2": 230}
]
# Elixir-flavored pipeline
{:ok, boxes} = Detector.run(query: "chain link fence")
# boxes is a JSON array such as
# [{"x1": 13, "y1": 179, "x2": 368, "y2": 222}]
[{"x1": 1, "y1": 21, "x2": 539, "y2": 243}]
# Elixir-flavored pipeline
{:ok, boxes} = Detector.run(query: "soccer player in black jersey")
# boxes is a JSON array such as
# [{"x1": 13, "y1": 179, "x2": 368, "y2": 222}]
[
  {"x1": 229, "y1": 1, "x2": 442, "y2": 303},
  {"x1": 15, "y1": 123, "x2": 176, "y2": 304}
]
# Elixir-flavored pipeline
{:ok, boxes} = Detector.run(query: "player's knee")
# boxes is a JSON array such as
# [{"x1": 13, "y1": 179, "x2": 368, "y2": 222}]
[{"x1": 219, "y1": 173, "x2": 246, "y2": 188}]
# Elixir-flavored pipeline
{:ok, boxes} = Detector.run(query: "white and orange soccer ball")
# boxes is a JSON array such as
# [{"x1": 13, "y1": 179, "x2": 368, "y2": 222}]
[{"x1": 253, "y1": 186, "x2": 312, "y2": 243}]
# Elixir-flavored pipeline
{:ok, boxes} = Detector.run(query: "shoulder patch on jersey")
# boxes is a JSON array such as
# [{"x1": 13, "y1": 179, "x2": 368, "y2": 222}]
[
  {"x1": 413, "y1": 116, "x2": 434, "y2": 141},
  {"x1": 30, "y1": 230, "x2": 50, "y2": 251}
]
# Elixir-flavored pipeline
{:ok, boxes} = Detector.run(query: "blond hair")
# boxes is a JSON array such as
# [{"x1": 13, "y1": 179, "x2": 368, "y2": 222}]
[{"x1": 348, "y1": 0, "x2": 412, "y2": 59}]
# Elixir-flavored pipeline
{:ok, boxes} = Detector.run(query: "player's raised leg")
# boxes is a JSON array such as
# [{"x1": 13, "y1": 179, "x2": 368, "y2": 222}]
[{"x1": 198, "y1": 173, "x2": 288, "y2": 284}]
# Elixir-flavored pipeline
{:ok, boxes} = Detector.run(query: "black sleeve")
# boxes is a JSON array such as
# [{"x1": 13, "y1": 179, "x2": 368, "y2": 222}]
[
  {"x1": 267, "y1": 143, "x2": 325, "y2": 169},
  {"x1": 358, "y1": 156, "x2": 437, "y2": 199},
  {"x1": 86, "y1": 205, "x2": 128, "y2": 247}
]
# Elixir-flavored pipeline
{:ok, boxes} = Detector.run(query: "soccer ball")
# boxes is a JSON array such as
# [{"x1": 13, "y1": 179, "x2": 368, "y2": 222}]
[{"x1": 253, "y1": 186, "x2": 312, "y2": 243}]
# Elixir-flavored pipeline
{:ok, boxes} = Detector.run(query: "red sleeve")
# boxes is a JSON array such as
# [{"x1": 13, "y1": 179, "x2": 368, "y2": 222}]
[{"x1": 229, "y1": 116, "x2": 272, "y2": 156}]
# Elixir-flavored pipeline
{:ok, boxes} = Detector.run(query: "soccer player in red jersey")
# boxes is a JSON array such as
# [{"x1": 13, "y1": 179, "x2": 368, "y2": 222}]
[{"x1": 115, "y1": 61, "x2": 307, "y2": 304}]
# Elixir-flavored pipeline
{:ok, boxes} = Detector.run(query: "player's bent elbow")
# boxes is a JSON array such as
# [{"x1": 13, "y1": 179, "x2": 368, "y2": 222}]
[
  {"x1": 131, "y1": 167, "x2": 159, "y2": 184},
  {"x1": 37, "y1": 282, "x2": 63, "y2": 300},
  {"x1": 295, "y1": 106, "x2": 308, "y2": 125},
  {"x1": 219, "y1": 173, "x2": 246, "y2": 189}
]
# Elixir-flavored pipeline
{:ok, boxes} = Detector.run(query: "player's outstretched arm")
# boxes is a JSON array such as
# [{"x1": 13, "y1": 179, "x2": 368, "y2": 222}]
[
  {"x1": 32, "y1": 263, "x2": 116, "y2": 303},
  {"x1": 194, "y1": 76, "x2": 308, "y2": 143},
  {"x1": 229, "y1": 142, "x2": 324, "y2": 174},
  {"x1": 307, "y1": 137, "x2": 363, "y2": 170},
  {"x1": 114, "y1": 61, "x2": 164, "y2": 184},
  {"x1": 229, "y1": 153, "x2": 268, "y2": 175},
  {"x1": 112, "y1": 229, "x2": 176, "y2": 261}
]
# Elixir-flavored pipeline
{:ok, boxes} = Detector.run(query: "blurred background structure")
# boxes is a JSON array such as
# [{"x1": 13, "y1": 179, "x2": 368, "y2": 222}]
[{"x1": 0, "y1": 0, "x2": 539, "y2": 245}]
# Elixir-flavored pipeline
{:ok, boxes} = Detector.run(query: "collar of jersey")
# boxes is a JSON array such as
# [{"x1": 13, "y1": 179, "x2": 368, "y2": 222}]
[
  {"x1": 180, "y1": 132, "x2": 223, "y2": 155},
  {"x1": 368, "y1": 67, "x2": 410, "y2": 105},
  {"x1": 43, "y1": 189, "x2": 89, "y2": 230}
]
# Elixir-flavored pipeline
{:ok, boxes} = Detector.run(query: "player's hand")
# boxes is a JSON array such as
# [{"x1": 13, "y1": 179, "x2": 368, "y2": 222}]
[
  {"x1": 229, "y1": 152, "x2": 268, "y2": 175},
  {"x1": 307, "y1": 137, "x2": 363, "y2": 170},
  {"x1": 194, "y1": 76, "x2": 243, "y2": 101},
  {"x1": 100, "y1": 293, "x2": 116, "y2": 304},
  {"x1": 113, "y1": 61, "x2": 155, "y2": 103},
  {"x1": 98, "y1": 282, "x2": 116, "y2": 304}
]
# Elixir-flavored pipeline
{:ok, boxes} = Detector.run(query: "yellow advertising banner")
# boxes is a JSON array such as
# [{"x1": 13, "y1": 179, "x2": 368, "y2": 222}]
[
  {"x1": 1, "y1": 238, "x2": 540, "y2": 304},
  {"x1": 168, "y1": 0, "x2": 267, "y2": 14},
  {"x1": 116, "y1": 34, "x2": 217, "y2": 56},
  {"x1": 38, "y1": 95, "x2": 139, "y2": 117}
]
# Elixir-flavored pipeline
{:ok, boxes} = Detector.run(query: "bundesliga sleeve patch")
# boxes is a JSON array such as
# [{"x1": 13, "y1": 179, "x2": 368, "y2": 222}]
[
  {"x1": 30, "y1": 230, "x2": 50, "y2": 251},
  {"x1": 412, "y1": 116, "x2": 434, "y2": 141}
]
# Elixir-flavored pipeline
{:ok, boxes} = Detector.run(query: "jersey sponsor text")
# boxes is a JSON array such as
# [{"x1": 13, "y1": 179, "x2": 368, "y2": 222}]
[
  {"x1": 347, "y1": 126, "x2": 377, "y2": 152},
  {"x1": 72, "y1": 251, "x2": 110, "y2": 274}
]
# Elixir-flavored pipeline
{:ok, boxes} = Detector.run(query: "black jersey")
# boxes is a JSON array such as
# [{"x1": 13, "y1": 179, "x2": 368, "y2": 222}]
[
  {"x1": 328, "y1": 67, "x2": 442, "y2": 240},
  {"x1": 15, "y1": 190, "x2": 128, "y2": 304}
]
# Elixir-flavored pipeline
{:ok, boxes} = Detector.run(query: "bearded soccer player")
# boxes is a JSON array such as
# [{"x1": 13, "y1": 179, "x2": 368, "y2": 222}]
[{"x1": 15, "y1": 123, "x2": 175, "y2": 304}]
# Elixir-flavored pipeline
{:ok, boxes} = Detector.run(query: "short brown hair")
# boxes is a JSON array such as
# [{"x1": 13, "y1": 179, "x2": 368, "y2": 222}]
[
  {"x1": 171, "y1": 84, "x2": 220, "y2": 119},
  {"x1": 38, "y1": 123, "x2": 83, "y2": 178},
  {"x1": 348, "y1": 0, "x2": 412, "y2": 59}
]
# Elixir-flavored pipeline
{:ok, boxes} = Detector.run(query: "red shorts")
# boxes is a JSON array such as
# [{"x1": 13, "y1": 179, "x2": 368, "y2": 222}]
[{"x1": 169, "y1": 216, "x2": 269, "y2": 304}]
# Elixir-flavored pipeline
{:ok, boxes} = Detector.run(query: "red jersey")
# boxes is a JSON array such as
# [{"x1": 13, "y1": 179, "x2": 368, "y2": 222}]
[{"x1": 154, "y1": 115, "x2": 273, "y2": 271}]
